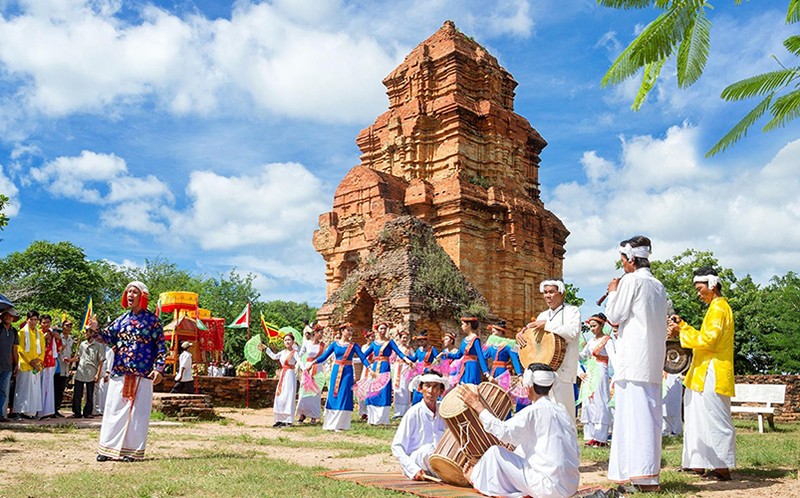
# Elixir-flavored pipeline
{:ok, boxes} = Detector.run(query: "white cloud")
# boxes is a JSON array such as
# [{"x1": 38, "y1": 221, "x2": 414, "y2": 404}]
[
  {"x1": 0, "y1": 1, "x2": 536, "y2": 127},
  {"x1": 173, "y1": 162, "x2": 330, "y2": 250},
  {"x1": 0, "y1": 164, "x2": 20, "y2": 217},
  {"x1": 554, "y1": 125, "x2": 800, "y2": 293},
  {"x1": 28, "y1": 150, "x2": 174, "y2": 233}
]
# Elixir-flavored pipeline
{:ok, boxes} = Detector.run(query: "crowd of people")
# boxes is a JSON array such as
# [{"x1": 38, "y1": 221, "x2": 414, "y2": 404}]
[
  {"x1": 387, "y1": 235, "x2": 737, "y2": 497},
  {"x1": 0, "y1": 234, "x2": 738, "y2": 496}
]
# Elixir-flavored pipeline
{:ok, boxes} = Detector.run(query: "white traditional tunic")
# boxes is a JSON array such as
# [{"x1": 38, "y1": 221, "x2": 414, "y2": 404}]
[
  {"x1": 391, "y1": 400, "x2": 446, "y2": 478},
  {"x1": 605, "y1": 267, "x2": 669, "y2": 485},
  {"x1": 392, "y1": 344, "x2": 414, "y2": 418},
  {"x1": 579, "y1": 335, "x2": 612, "y2": 443},
  {"x1": 296, "y1": 340, "x2": 324, "y2": 420},
  {"x1": 94, "y1": 346, "x2": 114, "y2": 415},
  {"x1": 535, "y1": 304, "x2": 581, "y2": 419},
  {"x1": 471, "y1": 395, "x2": 580, "y2": 498},
  {"x1": 265, "y1": 346, "x2": 298, "y2": 424},
  {"x1": 662, "y1": 372, "x2": 683, "y2": 436}
]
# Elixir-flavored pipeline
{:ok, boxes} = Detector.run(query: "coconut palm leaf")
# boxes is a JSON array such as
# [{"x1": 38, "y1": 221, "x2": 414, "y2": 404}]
[
  {"x1": 720, "y1": 68, "x2": 799, "y2": 101},
  {"x1": 785, "y1": 35, "x2": 800, "y2": 56},
  {"x1": 633, "y1": 59, "x2": 665, "y2": 109},
  {"x1": 602, "y1": 0, "x2": 703, "y2": 92},
  {"x1": 763, "y1": 88, "x2": 800, "y2": 131},
  {"x1": 676, "y1": 5, "x2": 711, "y2": 87},
  {"x1": 597, "y1": 0, "x2": 657, "y2": 8},
  {"x1": 788, "y1": 0, "x2": 800, "y2": 23},
  {"x1": 706, "y1": 95, "x2": 773, "y2": 157}
]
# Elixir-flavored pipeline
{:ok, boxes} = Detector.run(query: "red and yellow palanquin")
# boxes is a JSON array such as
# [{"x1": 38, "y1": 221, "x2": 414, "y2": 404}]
[{"x1": 158, "y1": 292, "x2": 225, "y2": 371}]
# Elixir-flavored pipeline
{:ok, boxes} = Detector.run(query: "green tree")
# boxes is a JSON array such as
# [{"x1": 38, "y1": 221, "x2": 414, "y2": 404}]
[
  {"x1": 0, "y1": 194, "x2": 9, "y2": 234},
  {"x1": 0, "y1": 241, "x2": 104, "y2": 319},
  {"x1": 564, "y1": 283, "x2": 585, "y2": 307},
  {"x1": 599, "y1": 1, "x2": 800, "y2": 156},
  {"x1": 649, "y1": 248, "x2": 776, "y2": 374},
  {"x1": 744, "y1": 272, "x2": 800, "y2": 374},
  {"x1": 201, "y1": 270, "x2": 261, "y2": 367}
]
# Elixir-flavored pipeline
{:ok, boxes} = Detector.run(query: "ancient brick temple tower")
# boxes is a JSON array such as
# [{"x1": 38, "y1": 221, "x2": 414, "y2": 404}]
[{"x1": 313, "y1": 20, "x2": 568, "y2": 333}]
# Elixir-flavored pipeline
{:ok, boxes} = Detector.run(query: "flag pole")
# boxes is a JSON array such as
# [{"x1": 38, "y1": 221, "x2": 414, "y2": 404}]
[{"x1": 246, "y1": 301, "x2": 251, "y2": 409}]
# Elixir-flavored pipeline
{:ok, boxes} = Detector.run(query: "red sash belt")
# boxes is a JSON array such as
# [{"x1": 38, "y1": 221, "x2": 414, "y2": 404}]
[
  {"x1": 332, "y1": 356, "x2": 353, "y2": 397},
  {"x1": 276, "y1": 363, "x2": 294, "y2": 397},
  {"x1": 491, "y1": 360, "x2": 508, "y2": 376}
]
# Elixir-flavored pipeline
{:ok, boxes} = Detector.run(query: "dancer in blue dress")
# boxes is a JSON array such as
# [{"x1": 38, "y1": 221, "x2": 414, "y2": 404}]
[
  {"x1": 363, "y1": 322, "x2": 410, "y2": 425},
  {"x1": 410, "y1": 330, "x2": 440, "y2": 405},
  {"x1": 307, "y1": 324, "x2": 371, "y2": 431},
  {"x1": 441, "y1": 316, "x2": 489, "y2": 385},
  {"x1": 484, "y1": 321, "x2": 525, "y2": 412}
]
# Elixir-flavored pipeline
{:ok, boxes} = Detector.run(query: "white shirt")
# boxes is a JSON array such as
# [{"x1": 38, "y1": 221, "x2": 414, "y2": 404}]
[
  {"x1": 479, "y1": 395, "x2": 580, "y2": 498},
  {"x1": 391, "y1": 400, "x2": 446, "y2": 478},
  {"x1": 535, "y1": 304, "x2": 581, "y2": 383},
  {"x1": 177, "y1": 350, "x2": 193, "y2": 382},
  {"x1": 605, "y1": 267, "x2": 669, "y2": 384}
]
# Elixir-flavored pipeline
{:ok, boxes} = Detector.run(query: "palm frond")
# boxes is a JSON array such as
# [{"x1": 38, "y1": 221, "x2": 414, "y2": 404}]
[
  {"x1": 720, "y1": 68, "x2": 799, "y2": 101},
  {"x1": 628, "y1": 1, "x2": 701, "y2": 65},
  {"x1": 706, "y1": 95, "x2": 773, "y2": 157},
  {"x1": 763, "y1": 88, "x2": 800, "y2": 131},
  {"x1": 788, "y1": 0, "x2": 800, "y2": 23},
  {"x1": 597, "y1": 0, "x2": 656, "y2": 9},
  {"x1": 676, "y1": 6, "x2": 711, "y2": 87},
  {"x1": 784, "y1": 35, "x2": 800, "y2": 56},
  {"x1": 632, "y1": 59, "x2": 665, "y2": 110}
]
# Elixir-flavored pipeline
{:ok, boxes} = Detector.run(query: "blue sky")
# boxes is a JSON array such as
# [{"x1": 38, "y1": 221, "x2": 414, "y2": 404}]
[{"x1": 0, "y1": 0, "x2": 797, "y2": 317}]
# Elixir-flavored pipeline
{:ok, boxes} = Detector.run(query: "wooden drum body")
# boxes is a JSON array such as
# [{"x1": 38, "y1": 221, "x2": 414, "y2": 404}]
[
  {"x1": 518, "y1": 327, "x2": 566, "y2": 370},
  {"x1": 439, "y1": 382, "x2": 513, "y2": 462},
  {"x1": 428, "y1": 430, "x2": 471, "y2": 487}
]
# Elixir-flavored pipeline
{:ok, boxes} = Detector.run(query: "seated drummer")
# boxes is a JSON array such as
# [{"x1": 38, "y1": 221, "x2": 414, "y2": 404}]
[
  {"x1": 458, "y1": 363, "x2": 580, "y2": 498},
  {"x1": 391, "y1": 370, "x2": 448, "y2": 480}
]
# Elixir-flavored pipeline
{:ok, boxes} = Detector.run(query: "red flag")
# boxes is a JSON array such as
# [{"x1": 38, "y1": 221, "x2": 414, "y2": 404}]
[
  {"x1": 260, "y1": 312, "x2": 281, "y2": 338},
  {"x1": 227, "y1": 302, "x2": 250, "y2": 328}
]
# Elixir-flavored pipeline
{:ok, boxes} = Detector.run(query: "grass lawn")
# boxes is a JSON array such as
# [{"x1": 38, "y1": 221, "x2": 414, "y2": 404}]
[{"x1": 0, "y1": 415, "x2": 797, "y2": 498}]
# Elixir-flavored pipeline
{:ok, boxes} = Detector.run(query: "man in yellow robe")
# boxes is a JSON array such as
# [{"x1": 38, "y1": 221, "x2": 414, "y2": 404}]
[
  {"x1": 13, "y1": 310, "x2": 45, "y2": 419},
  {"x1": 668, "y1": 267, "x2": 735, "y2": 481}
]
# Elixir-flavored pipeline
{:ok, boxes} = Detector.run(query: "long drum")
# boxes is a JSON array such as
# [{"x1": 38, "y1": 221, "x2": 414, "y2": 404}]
[
  {"x1": 518, "y1": 327, "x2": 567, "y2": 370},
  {"x1": 439, "y1": 382, "x2": 513, "y2": 463},
  {"x1": 428, "y1": 430, "x2": 472, "y2": 487}
]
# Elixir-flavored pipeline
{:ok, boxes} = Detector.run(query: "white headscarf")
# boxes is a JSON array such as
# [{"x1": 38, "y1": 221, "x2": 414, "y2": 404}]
[
  {"x1": 539, "y1": 279, "x2": 565, "y2": 294},
  {"x1": 693, "y1": 274, "x2": 720, "y2": 289},
  {"x1": 523, "y1": 368, "x2": 556, "y2": 388},
  {"x1": 619, "y1": 243, "x2": 651, "y2": 260}
]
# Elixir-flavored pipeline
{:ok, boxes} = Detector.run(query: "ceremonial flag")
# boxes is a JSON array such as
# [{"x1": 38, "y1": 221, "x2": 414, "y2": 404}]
[
  {"x1": 227, "y1": 302, "x2": 250, "y2": 328},
  {"x1": 80, "y1": 296, "x2": 93, "y2": 333},
  {"x1": 260, "y1": 312, "x2": 281, "y2": 339}
]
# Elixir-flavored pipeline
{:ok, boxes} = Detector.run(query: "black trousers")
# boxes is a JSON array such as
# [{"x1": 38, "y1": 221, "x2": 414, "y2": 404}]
[
  {"x1": 72, "y1": 380, "x2": 95, "y2": 417},
  {"x1": 171, "y1": 380, "x2": 195, "y2": 394},
  {"x1": 54, "y1": 375, "x2": 68, "y2": 412}
]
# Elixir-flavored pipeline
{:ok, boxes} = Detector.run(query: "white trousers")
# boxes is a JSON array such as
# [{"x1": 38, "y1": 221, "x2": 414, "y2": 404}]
[
  {"x1": 367, "y1": 405, "x2": 390, "y2": 425},
  {"x1": 549, "y1": 378, "x2": 577, "y2": 426},
  {"x1": 98, "y1": 376, "x2": 153, "y2": 460},
  {"x1": 37, "y1": 367, "x2": 56, "y2": 417},
  {"x1": 608, "y1": 380, "x2": 662, "y2": 485},
  {"x1": 682, "y1": 363, "x2": 736, "y2": 469},
  {"x1": 13, "y1": 370, "x2": 42, "y2": 416}
]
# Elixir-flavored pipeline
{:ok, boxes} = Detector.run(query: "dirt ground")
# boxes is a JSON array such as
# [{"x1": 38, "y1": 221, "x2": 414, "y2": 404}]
[{"x1": 1, "y1": 408, "x2": 798, "y2": 497}]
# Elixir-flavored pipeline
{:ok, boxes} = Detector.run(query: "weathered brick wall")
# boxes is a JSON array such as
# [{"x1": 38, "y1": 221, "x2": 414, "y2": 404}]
[
  {"x1": 156, "y1": 376, "x2": 279, "y2": 408},
  {"x1": 735, "y1": 374, "x2": 799, "y2": 423}
]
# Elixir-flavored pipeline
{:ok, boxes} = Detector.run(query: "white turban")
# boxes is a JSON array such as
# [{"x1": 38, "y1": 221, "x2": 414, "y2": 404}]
[
  {"x1": 539, "y1": 279, "x2": 565, "y2": 294},
  {"x1": 522, "y1": 368, "x2": 556, "y2": 388},
  {"x1": 619, "y1": 243, "x2": 651, "y2": 260},
  {"x1": 693, "y1": 274, "x2": 720, "y2": 289},
  {"x1": 126, "y1": 281, "x2": 149, "y2": 294},
  {"x1": 415, "y1": 372, "x2": 449, "y2": 390}
]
